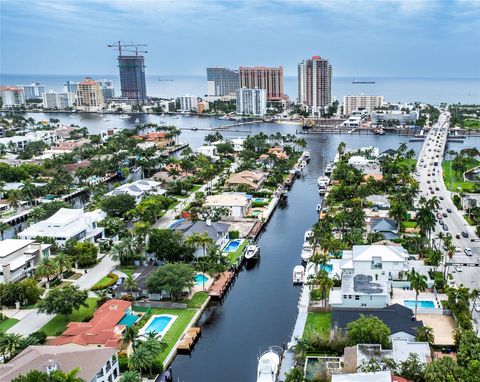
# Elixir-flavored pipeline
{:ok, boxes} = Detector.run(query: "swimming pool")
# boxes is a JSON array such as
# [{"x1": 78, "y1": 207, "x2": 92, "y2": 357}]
[
  {"x1": 194, "y1": 273, "x2": 209, "y2": 286},
  {"x1": 139, "y1": 314, "x2": 177, "y2": 338},
  {"x1": 404, "y1": 300, "x2": 435, "y2": 309},
  {"x1": 321, "y1": 264, "x2": 333, "y2": 273},
  {"x1": 224, "y1": 239, "x2": 242, "y2": 253},
  {"x1": 253, "y1": 197, "x2": 268, "y2": 203},
  {"x1": 250, "y1": 210, "x2": 263, "y2": 217}
]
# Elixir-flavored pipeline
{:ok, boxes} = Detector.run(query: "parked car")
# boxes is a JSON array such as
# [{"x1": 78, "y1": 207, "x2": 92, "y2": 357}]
[
  {"x1": 455, "y1": 266, "x2": 463, "y2": 272},
  {"x1": 447, "y1": 208, "x2": 452, "y2": 213},
  {"x1": 464, "y1": 248, "x2": 473, "y2": 256},
  {"x1": 456, "y1": 233, "x2": 461, "y2": 239},
  {"x1": 443, "y1": 212, "x2": 448, "y2": 217},
  {"x1": 462, "y1": 231, "x2": 469, "y2": 238}
]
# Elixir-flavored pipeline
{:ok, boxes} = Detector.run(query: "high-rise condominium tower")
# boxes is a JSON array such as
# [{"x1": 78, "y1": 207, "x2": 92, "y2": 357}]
[
  {"x1": 239, "y1": 66, "x2": 284, "y2": 101},
  {"x1": 206, "y1": 67, "x2": 239, "y2": 97},
  {"x1": 298, "y1": 56, "x2": 332, "y2": 116},
  {"x1": 118, "y1": 55, "x2": 147, "y2": 104}
]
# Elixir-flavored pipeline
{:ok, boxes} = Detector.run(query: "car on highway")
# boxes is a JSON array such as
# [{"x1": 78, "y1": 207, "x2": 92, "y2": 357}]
[
  {"x1": 455, "y1": 246, "x2": 461, "y2": 252},
  {"x1": 447, "y1": 208, "x2": 452, "y2": 213},
  {"x1": 435, "y1": 187, "x2": 440, "y2": 191},
  {"x1": 439, "y1": 219, "x2": 444, "y2": 225},
  {"x1": 436, "y1": 213, "x2": 442, "y2": 219},
  {"x1": 464, "y1": 248, "x2": 473, "y2": 256},
  {"x1": 443, "y1": 212, "x2": 448, "y2": 217},
  {"x1": 462, "y1": 231, "x2": 469, "y2": 238}
]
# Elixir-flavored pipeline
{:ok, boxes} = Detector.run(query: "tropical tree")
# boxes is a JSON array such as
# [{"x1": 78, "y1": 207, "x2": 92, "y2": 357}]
[
  {"x1": 146, "y1": 263, "x2": 195, "y2": 300},
  {"x1": 415, "y1": 325, "x2": 435, "y2": 345},
  {"x1": 7, "y1": 190, "x2": 22, "y2": 209},
  {"x1": 120, "y1": 371, "x2": 142, "y2": 382},
  {"x1": 109, "y1": 237, "x2": 141, "y2": 266},
  {"x1": 347, "y1": 315, "x2": 391, "y2": 348},
  {"x1": 35, "y1": 257, "x2": 59, "y2": 284},
  {"x1": 124, "y1": 275, "x2": 138, "y2": 295},
  {"x1": 128, "y1": 345, "x2": 152, "y2": 373},
  {"x1": 54, "y1": 252, "x2": 72, "y2": 279},
  {"x1": 122, "y1": 326, "x2": 139, "y2": 351},
  {"x1": 37, "y1": 285, "x2": 88, "y2": 321},
  {"x1": 470, "y1": 288, "x2": 480, "y2": 315},
  {"x1": 407, "y1": 270, "x2": 428, "y2": 319},
  {"x1": 185, "y1": 231, "x2": 213, "y2": 258},
  {"x1": 0, "y1": 222, "x2": 10, "y2": 240},
  {"x1": 0, "y1": 332, "x2": 23, "y2": 361}
]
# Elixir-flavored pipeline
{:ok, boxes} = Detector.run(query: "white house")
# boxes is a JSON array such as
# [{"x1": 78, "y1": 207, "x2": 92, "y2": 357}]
[
  {"x1": 332, "y1": 371, "x2": 392, "y2": 382},
  {"x1": 0, "y1": 131, "x2": 57, "y2": 152},
  {"x1": 105, "y1": 179, "x2": 166, "y2": 203},
  {"x1": 230, "y1": 138, "x2": 245, "y2": 152},
  {"x1": 18, "y1": 208, "x2": 106, "y2": 245},
  {"x1": 330, "y1": 273, "x2": 390, "y2": 308},
  {"x1": 175, "y1": 220, "x2": 230, "y2": 258},
  {"x1": 0, "y1": 345, "x2": 120, "y2": 382},
  {"x1": 0, "y1": 239, "x2": 51, "y2": 283},
  {"x1": 196, "y1": 145, "x2": 220, "y2": 161},
  {"x1": 341, "y1": 245, "x2": 409, "y2": 282},
  {"x1": 366, "y1": 194, "x2": 391, "y2": 210},
  {"x1": 204, "y1": 193, "x2": 252, "y2": 219}
]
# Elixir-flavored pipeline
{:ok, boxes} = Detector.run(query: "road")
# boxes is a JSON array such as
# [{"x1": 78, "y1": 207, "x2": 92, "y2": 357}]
[{"x1": 415, "y1": 110, "x2": 480, "y2": 327}]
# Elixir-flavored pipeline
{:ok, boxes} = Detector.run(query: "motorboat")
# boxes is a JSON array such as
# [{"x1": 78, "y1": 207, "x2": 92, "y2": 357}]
[
  {"x1": 301, "y1": 243, "x2": 314, "y2": 262},
  {"x1": 103, "y1": 119, "x2": 110, "y2": 122},
  {"x1": 316, "y1": 204, "x2": 321, "y2": 212},
  {"x1": 304, "y1": 230, "x2": 314, "y2": 242},
  {"x1": 244, "y1": 244, "x2": 260, "y2": 261},
  {"x1": 192, "y1": 127, "x2": 198, "y2": 131},
  {"x1": 294, "y1": 167, "x2": 301, "y2": 176},
  {"x1": 293, "y1": 265, "x2": 305, "y2": 284},
  {"x1": 303, "y1": 151, "x2": 311, "y2": 162},
  {"x1": 134, "y1": 118, "x2": 140, "y2": 123},
  {"x1": 119, "y1": 114, "x2": 130, "y2": 119},
  {"x1": 281, "y1": 189, "x2": 288, "y2": 199},
  {"x1": 324, "y1": 162, "x2": 334, "y2": 176},
  {"x1": 317, "y1": 176, "x2": 330, "y2": 194},
  {"x1": 300, "y1": 160, "x2": 307, "y2": 168},
  {"x1": 257, "y1": 348, "x2": 280, "y2": 382},
  {"x1": 172, "y1": 115, "x2": 180, "y2": 119}
]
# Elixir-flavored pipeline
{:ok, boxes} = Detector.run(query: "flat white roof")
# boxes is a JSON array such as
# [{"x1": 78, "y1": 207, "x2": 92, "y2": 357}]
[
  {"x1": 205, "y1": 193, "x2": 249, "y2": 207},
  {"x1": 332, "y1": 371, "x2": 391, "y2": 382},
  {"x1": 0, "y1": 239, "x2": 35, "y2": 258},
  {"x1": 352, "y1": 245, "x2": 408, "y2": 262}
]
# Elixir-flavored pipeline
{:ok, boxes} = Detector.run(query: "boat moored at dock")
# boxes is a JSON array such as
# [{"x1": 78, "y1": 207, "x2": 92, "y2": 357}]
[
  {"x1": 324, "y1": 162, "x2": 333, "y2": 176},
  {"x1": 303, "y1": 151, "x2": 311, "y2": 162},
  {"x1": 292, "y1": 265, "x2": 305, "y2": 284},
  {"x1": 257, "y1": 347, "x2": 281, "y2": 382},
  {"x1": 244, "y1": 244, "x2": 260, "y2": 262},
  {"x1": 304, "y1": 230, "x2": 314, "y2": 242},
  {"x1": 301, "y1": 242, "x2": 314, "y2": 262},
  {"x1": 317, "y1": 176, "x2": 330, "y2": 194}
]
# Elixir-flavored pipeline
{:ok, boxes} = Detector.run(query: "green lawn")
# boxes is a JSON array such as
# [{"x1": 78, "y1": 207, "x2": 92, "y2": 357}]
[
  {"x1": 91, "y1": 274, "x2": 116, "y2": 290},
  {"x1": 183, "y1": 292, "x2": 209, "y2": 309},
  {"x1": 303, "y1": 312, "x2": 332, "y2": 339},
  {"x1": 0, "y1": 318, "x2": 19, "y2": 331},
  {"x1": 117, "y1": 266, "x2": 137, "y2": 277},
  {"x1": 226, "y1": 239, "x2": 249, "y2": 265},
  {"x1": 402, "y1": 220, "x2": 417, "y2": 229},
  {"x1": 133, "y1": 306, "x2": 196, "y2": 364},
  {"x1": 442, "y1": 159, "x2": 479, "y2": 192},
  {"x1": 40, "y1": 298, "x2": 98, "y2": 336}
]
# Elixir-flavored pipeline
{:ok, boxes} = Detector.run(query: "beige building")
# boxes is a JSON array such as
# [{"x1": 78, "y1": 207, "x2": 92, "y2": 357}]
[
  {"x1": 205, "y1": 193, "x2": 252, "y2": 218},
  {"x1": 298, "y1": 56, "x2": 332, "y2": 116},
  {"x1": 226, "y1": 170, "x2": 266, "y2": 191},
  {"x1": 239, "y1": 66, "x2": 284, "y2": 101},
  {"x1": 76, "y1": 77, "x2": 105, "y2": 112},
  {"x1": 343, "y1": 95, "x2": 384, "y2": 116}
]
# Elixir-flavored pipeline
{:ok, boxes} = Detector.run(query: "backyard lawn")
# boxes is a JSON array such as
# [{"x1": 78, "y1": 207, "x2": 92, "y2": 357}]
[
  {"x1": 0, "y1": 318, "x2": 19, "y2": 331},
  {"x1": 40, "y1": 298, "x2": 98, "y2": 336},
  {"x1": 133, "y1": 306, "x2": 196, "y2": 364},
  {"x1": 442, "y1": 160, "x2": 479, "y2": 192},
  {"x1": 303, "y1": 312, "x2": 332, "y2": 339},
  {"x1": 184, "y1": 292, "x2": 209, "y2": 309},
  {"x1": 117, "y1": 266, "x2": 137, "y2": 277},
  {"x1": 402, "y1": 220, "x2": 417, "y2": 229},
  {"x1": 226, "y1": 239, "x2": 249, "y2": 265}
]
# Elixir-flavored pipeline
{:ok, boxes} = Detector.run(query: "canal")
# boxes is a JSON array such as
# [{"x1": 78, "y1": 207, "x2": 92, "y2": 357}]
[{"x1": 16, "y1": 113, "x2": 424, "y2": 381}]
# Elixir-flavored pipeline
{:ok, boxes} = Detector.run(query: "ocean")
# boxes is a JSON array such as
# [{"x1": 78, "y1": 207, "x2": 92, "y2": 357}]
[{"x1": 1, "y1": 73, "x2": 479, "y2": 105}]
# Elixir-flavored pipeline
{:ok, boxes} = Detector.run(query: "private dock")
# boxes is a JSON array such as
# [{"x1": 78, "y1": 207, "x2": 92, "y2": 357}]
[
  {"x1": 208, "y1": 271, "x2": 235, "y2": 299},
  {"x1": 177, "y1": 327, "x2": 201, "y2": 353}
]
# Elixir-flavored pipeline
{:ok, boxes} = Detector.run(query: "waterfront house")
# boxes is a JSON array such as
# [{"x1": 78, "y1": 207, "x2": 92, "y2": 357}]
[
  {"x1": 0, "y1": 345, "x2": 120, "y2": 382},
  {"x1": 230, "y1": 138, "x2": 245, "y2": 152},
  {"x1": 225, "y1": 170, "x2": 266, "y2": 191},
  {"x1": 196, "y1": 145, "x2": 220, "y2": 161},
  {"x1": 204, "y1": 193, "x2": 252, "y2": 219},
  {"x1": 175, "y1": 219, "x2": 229, "y2": 258},
  {"x1": 331, "y1": 303, "x2": 424, "y2": 342},
  {"x1": 369, "y1": 217, "x2": 399, "y2": 240},
  {"x1": 18, "y1": 208, "x2": 105, "y2": 245},
  {"x1": 0, "y1": 239, "x2": 51, "y2": 283},
  {"x1": 340, "y1": 245, "x2": 409, "y2": 282},
  {"x1": 53, "y1": 138, "x2": 91, "y2": 152},
  {"x1": 114, "y1": 265, "x2": 166, "y2": 300},
  {"x1": 62, "y1": 159, "x2": 92, "y2": 176},
  {"x1": 51, "y1": 299, "x2": 134, "y2": 348},
  {"x1": 133, "y1": 132, "x2": 174, "y2": 149},
  {"x1": 105, "y1": 179, "x2": 166, "y2": 203}
]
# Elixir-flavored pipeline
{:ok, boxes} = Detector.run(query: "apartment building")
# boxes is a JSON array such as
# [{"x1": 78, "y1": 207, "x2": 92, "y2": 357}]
[{"x1": 239, "y1": 66, "x2": 284, "y2": 101}]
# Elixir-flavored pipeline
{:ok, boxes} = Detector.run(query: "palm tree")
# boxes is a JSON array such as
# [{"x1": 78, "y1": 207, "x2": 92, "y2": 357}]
[
  {"x1": 35, "y1": 256, "x2": 59, "y2": 285},
  {"x1": 54, "y1": 252, "x2": 72, "y2": 279},
  {"x1": 128, "y1": 345, "x2": 153, "y2": 373},
  {"x1": 7, "y1": 189, "x2": 22, "y2": 209},
  {"x1": 124, "y1": 275, "x2": 138, "y2": 296},
  {"x1": 141, "y1": 337, "x2": 166, "y2": 377},
  {"x1": 415, "y1": 325, "x2": 435, "y2": 346},
  {"x1": 407, "y1": 270, "x2": 428, "y2": 319},
  {"x1": 120, "y1": 370, "x2": 142, "y2": 382},
  {"x1": 0, "y1": 222, "x2": 10, "y2": 240},
  {"x1": 109, "y1": 237, "x2": 140, "y2": 266},
  {"x1": 122, "y1": 326, "x2": 139, "y2": 351},
  {"x1": 470, "y1": 288, "x2": 480, "y2": 315},
  {"x1": 0, "y1": 332, "x2": 23, "y2": 361},
  {"x1": 94, "y1": 288, "x2": 109, "y2": 307},
  {"x1": 185, "y1": 231, "x2": 214, "y2": 257}
]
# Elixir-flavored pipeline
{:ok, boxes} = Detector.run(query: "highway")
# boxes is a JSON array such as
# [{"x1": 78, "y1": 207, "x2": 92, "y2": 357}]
[{"x1": 415, "y1": 111, "x2": 480, "y2": 327}]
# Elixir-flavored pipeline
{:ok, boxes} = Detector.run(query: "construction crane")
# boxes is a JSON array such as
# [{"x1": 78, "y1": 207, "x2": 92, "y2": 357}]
[{"x1": 107, "y1": 41, "x2": 148, "y2": 56}]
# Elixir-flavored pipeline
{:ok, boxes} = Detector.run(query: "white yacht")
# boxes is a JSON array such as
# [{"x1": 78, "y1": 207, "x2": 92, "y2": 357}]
[
  {"x1": 119, "y1": 114, "x2": 130, "y2": 119},
  {"x1": 317, "y1": 176, "x2": 330, "y2": 194},
  {"x1": 103, "y1": 119, "x2": 110, "y2": 122},
  {"x1": 244, "y1": 244, "x2": 260, "y2": 261},
  {"x1": 316, "y1": 204, "x2": 321, "y2": 212},
  {"x1": 301, "y1": 242, "x2": 314, "y2": 262},
  {"x1": 304, "y1": 230, "x2": 314, "y2": 243},
  {"x1": 300, "y1": 160, "x2": 307, "y2": 168},
  {"x1": 134, "y1": 118, "x2": 140, "y2": 123},
  {"x1": 303, "y1": 151, "x2": 311, "y2": 162},
  {"x1": 257, "y1": 348, "x2": 280, "y2": 382},
  {"x1": 293, "y1": 265, "x2": 305, "y2": 284},
  {"x1": 294, "y1": 167, "x2": 301, "y2": 176},
  {"x1": 324, "y1": 162, "x2": 334, "y2": 176}
]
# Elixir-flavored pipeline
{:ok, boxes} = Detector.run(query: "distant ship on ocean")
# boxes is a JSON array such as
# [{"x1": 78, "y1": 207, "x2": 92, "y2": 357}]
[
  {"x1": 352, "y1": 79, "x2": 375, "y2": 84},
  {"x1": 158, "y1": 78, "x2": 174, "y2": 81}
]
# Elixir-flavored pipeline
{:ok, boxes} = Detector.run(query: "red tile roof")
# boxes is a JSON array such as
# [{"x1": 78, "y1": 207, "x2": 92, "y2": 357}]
[{"x1": 51, "y1": 299, "x2": 131, "y2": 348}]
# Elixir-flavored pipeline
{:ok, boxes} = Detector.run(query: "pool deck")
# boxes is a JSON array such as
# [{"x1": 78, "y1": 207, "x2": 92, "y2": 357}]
[{"x1": 391, "y1": 289, "x2": 445, "y2": 309}]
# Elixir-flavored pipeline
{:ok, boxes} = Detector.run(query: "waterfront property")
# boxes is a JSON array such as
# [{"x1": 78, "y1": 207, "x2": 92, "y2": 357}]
[
  {"x1": 139, "y1": 314, "x2": 177, "y2": 339},
  {"x1": 225, "y1": 170, "x2": 266, "y2": 191},
  {"x1": 0, "y1": 345, "x2": 120, "y2": 382},
  {"x1": 204, "y1": 192, "x2": 252, "y2": 219},
  {"x1": 105, "y1": 179, "x2": 166, "y2": 202},
  {"x1": 0, "y1": 239, "x2": 51, "y2": 283},
  {"x1": 18, "y1": 208, "x2": 106, "y2": 245}
]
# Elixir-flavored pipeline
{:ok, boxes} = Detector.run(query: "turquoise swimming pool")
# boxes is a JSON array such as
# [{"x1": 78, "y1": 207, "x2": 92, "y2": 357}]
[
  {"x1": 404, "y1": 300, "x2": 435, "y2": 309},
  {"x1": 194, "y1": 274, "x2": 209, "y2": 286},
  {"x1": 224, "y1": 239, "x2": 242, "y2": 253},
  {"x1": 321, "y1": 264, "x2": 333, "y2": 273},
  {"x1": 140, "y1": 314, "x2": 177, "y2": 337}
]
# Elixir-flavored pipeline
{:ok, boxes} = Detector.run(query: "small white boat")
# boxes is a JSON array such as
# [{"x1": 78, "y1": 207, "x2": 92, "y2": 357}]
[
  {"x1": 304, "y1": 230, "x2": 314, "y2": 242},
  {"x1": 103, "y1": 119, "x2": 110, "y2": 122},
  {"x1": 316, "y1": 204, "x2": 321, "y2": 212},
  {"x1": 301, "y1": 243, "x2": 314, "y2": 262},
  {"x1": 303, "y1": 151, "x2": 311, "y2": 162},
  {"x1": 300, "y1": 160, "x2": 307, "y2": 168},
  {"x1": 257, "y1": 348, "x2": 280, "y2": 382},
  {"x1": 293, "y1": 265, "x2": 305, "y2": 284},
  {"x1": 317, "y1": 176, "x2": 330, "y2": 194},
  {"x1": 324, "y1": 162, "x2": 334, "y2": 176},
  {"x1": 281, "y1": 189, "x2": 288, "y2": 199},
  {"x1": 294, "y1": 167, "x2": 301, "y2": 176},
  {"x1": 119, "y1": 114, "x2": 130, "y2": 119},
  {"x1": 244, "y1": 244, "x2": 260, "y2": 261},
  {"x1": 172, "y1": 116, "x2": 180, "y2": 119},
  {"x1": 134, "y1": 118, "x2": 140, "y2": 123}
]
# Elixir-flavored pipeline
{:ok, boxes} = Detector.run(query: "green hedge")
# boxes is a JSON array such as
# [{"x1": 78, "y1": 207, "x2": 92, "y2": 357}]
[{"x1": 91, "y1": 273, "x2": 119, "y2": 291}]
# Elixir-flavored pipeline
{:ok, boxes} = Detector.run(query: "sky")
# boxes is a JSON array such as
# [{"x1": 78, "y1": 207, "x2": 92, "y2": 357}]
[{"x1": 1, "y1": 0, "x2": 479, "y2": 78}]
